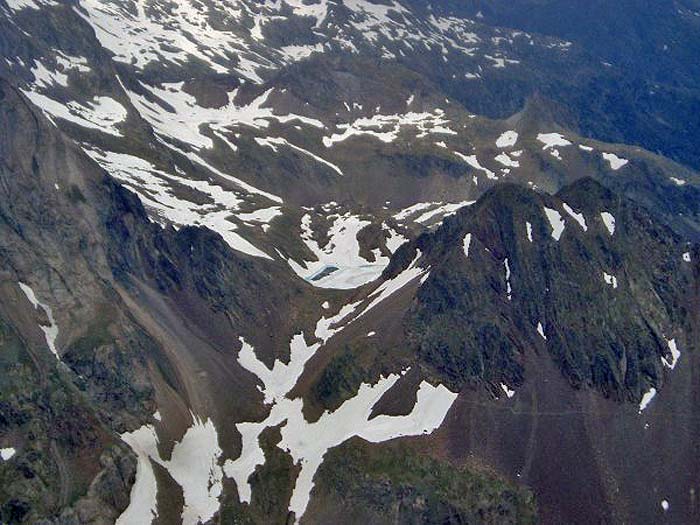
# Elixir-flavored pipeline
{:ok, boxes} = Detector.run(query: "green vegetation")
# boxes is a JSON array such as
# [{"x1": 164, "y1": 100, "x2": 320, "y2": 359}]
[
  {"x1": 312, "y1": 346, "x2": 366, "y2": 408},
  {"x1": 219, "y1": 426, "x2": 299, "y2": 525},
  {"x1": 311, "y1": 439, "x2": 537, "y2": 525}
]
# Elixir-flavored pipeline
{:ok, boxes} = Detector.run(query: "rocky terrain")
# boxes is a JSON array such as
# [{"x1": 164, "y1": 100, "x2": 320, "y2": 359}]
[{"x1": 0, "y1": 1, "x2": 699, "y2": 524}]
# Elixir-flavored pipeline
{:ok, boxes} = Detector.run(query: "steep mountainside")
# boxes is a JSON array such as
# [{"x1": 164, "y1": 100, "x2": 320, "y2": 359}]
[{"x1": 1, "y1": 1, "x2": 699, "y2": 524}]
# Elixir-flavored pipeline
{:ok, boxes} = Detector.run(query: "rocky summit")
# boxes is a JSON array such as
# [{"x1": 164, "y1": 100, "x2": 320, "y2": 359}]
[{"x1": 0, "y1": 1, "x2": 699, "y2": 524}]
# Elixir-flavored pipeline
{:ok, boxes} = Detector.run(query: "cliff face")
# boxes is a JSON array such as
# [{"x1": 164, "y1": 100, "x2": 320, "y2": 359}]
[
  {"x1": 403, "y1": 179, "x2": 694, "y2": 400},
  {"x1": 0, "y1": 76, "x2": 139, "y2": 524},
  {"x1": 0, "y1": 78, "x2": 314, "y2": 523}
]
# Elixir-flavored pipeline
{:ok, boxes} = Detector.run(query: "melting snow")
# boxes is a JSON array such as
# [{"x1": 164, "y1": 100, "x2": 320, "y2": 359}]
[
  {"x1": 526, "y1": 221, "x2": 533, "y2": 242},
  {"x1": 454, "y1": 152, "x2": 497, "y2": 180},
  {"x1": 639, "y1": 388, "x2": 657, "y2": 413},
  {"x1": 29, "y1": 60, "x2": 68, "y2": 88},
  {"x1": 126, "y1": 83, "x2": 321, "y2": 152},
  {"x1": 496, "y1": 130, "x2": 518, "y2": 148},
  {"x1": 670, "y1": 177, "x2": 686, "y2": 186},
  {"x1": 238, "y1": 335, "x2": 320, "y2": 405},
  {"x1": 22, "y1": 91, "x2": 127, "y2": 136},
  {"x1": 228, "y1": 361, "x2": 455, "y2": 523},
  {"x1": 504, "y1": 258, "x2": 512, "y2": 301},
  {"x1": 83, "y1": 150, "x2": 272, "y2": 259},
  {"x1": 18, "y1": 282, "x2": 60, "y2": 360},
  {"x1": 118, "y1": 416, "x2": 223, "y2": 525},
  {"x1": 238, "y1": 206, "x2": 283, "y2": 231},
  {"x1": 414, "y1": 201, "x2": 474, "y2": 224},
  {"x1": 5, "y1": 0, "x2": 56, "y2": 11},
  {"x1": 562, "y1": 203, "x2": 587, "y2": 231},
  {"x1": 227, "y1": 293, "x2": 455, "y2": 523},
  {"x1": 323, "y1": 110, "x2": 455, "y2": 147},
  {"x1": 543, "y1": 207, "x2": 565, "y2": 241},
  {"x1": 537, "y1": 322, "x2": 547, "y2": 340},
  {"x1": 394, "y1": 202, "x2": 440, "y2": 221},
  {"x1": 355, "y1": 250, "x2": 429, "y2": 321},
  {"x1": 602, "y1": 152, "x2": 628, "y2": 170},
  {"x1": 255, "y1": 136, "x2": 343, "y2": 176},
  {"x1": 289, "y1": 212, "x2": 387, "y2": 289},
  {"x1": 603, "y1": 272, "x2": 618, "y2": 289},
  {"x1": 500, "y1": 384, "x2": 515, "y2": 398},
  {"x1": 662, "y1": 338, "x2": 681, "y2": 370},
  {"x1": 77, "y1": 0, "x2": 327, "y2": 80},
  {"x1": 384, "y1": 224, "x2": 408, "y2": 253},
  {"x1": 463, "y1": 233, "x2": 472, "y2": 258},
  {"x1": 161, "y1": 417, "x2": 223, "y2": 525},
  {"x1": 117, "y1": 425, "x2": 160, "y2": 525},
  {"x1": 495, "y1": 152, "x2": 519, "y2": 168},
  {"x1": 537, "y1": 132, "x2": 571, "y2": 150},
  {"x1": 600, "y1": 212, "x2": 616, "y2": 235}
]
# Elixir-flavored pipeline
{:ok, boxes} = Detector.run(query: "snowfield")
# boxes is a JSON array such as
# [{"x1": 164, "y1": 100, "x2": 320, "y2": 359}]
[{"x1": 228, "y1": 305, "x2": 455, "y2": 522}]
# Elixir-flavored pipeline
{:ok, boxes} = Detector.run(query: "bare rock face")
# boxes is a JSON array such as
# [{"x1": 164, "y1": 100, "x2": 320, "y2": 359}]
[
  {"x1": 1, "y1": 1, "x2": 700, "y2": 524},
  {"x1": 401, "y1": 179, "x2": 693, "y2": 400}
]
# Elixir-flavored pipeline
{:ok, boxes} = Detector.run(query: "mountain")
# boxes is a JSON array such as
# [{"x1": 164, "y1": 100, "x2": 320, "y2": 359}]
[{"x1": 0, "y1": 1, "x2": 699, "y2": 524}]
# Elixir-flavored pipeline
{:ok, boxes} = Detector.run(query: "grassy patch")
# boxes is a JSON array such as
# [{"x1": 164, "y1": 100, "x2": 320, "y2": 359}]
[{"x1": 310, "y1": 439, "x2": 537, "y2": 525}]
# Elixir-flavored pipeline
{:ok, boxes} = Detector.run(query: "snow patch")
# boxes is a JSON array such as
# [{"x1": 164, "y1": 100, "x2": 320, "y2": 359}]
[
  {"x1": 602, "y1": 152, "x2": 628, "y2": 170},
  {"x1": 355, "y1": 250, "x2": 429, "y2": 321},
  {"x1": 162, "y1": 417, "x2": 223, "y2": 525},
  {"x1": 227, "y1": 295, "x2": 455, "y2": 523},
  {"x1": 83, "y1": 150, "x2": 272, "y2": 259},
  {"x1": 662, "y1": 338, "x2": 681, "y2": 370},
  {"x1": 5, "y1": 0, "x2": 56, "y2": 12},
  {"x1": 0, "y1": 448, "x2": 16, "y2": 461},
  {"x1": 496, "y1": 130, "x2": 518, "y2": 148},
  {"x1": 255, "y1": 136, "x2": 343, "y2": 176},
  {"x1": 463, "y1": 233, "x2": 472, "y2": 258},
  {"x1": 18, "y1": 282, "x2": 60, "y2": 360},
  {"x1": 414, "y1": 201, "x2": 474, "y2": 224},
  {"x1": 394, "y1": 202, "x2": 440, "y2": 221},
  {"x1": 600, "y1": 212, "x2": 616, "y2": 235},
  {"x1": 603, "y1": 272, "x2": 618, "y2": 289},
  {"x1": 289, "y1": 212, "x2": 385, "y2": 289},
  {"x1": 670, "y1": 177, "x2": 686, "y2": 186},
  {"x1": 495, "y1": 152, "x2": 519, "y2": 168},
  {"x1": 562, "y1": 203, "x2": 587, "y2": 231},
  {"x1": 126, "y1": 82, "x2": 320, "y2": 153},
  {"x1": 500, "y1": 384, "x2": 515, "y2": 398},
  {"x1": 543, "y1": 208, "x2": 565, "y2": 241},
  {"x1": 537, "y1": 322, "x2": 547, "y2": 340},
  {"x1": 117, "y1": 416, "x2": 223, "y2": 525},
  {"x1": 117, "y1": 425, "x2": 160, "y2": 525},
  {"x1": 639, "y1": 388, "x2": 657, "y2": 413},
  {"x1": 454, "y1": 152, "x2": 497, "y2": 180},
  {"x1": 323, "y1": 109, "x2": 455, "y2": 147},
  {"x1": 504, "y1": 258, "x2": 512, "y2": 301},
  {"x1": 22, "y1": 91, "x2": 127, "y2": 136},
  {"x1": 537, "y1": 132, "x2": 571, "y2": 150}
]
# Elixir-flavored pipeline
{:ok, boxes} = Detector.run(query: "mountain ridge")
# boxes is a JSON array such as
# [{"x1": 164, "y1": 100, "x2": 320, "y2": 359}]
[{"x1": 1, "y1": 1, "x2": 700, "y2": 524}]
